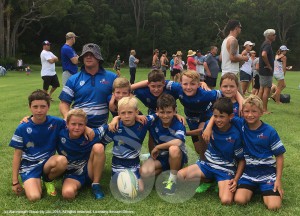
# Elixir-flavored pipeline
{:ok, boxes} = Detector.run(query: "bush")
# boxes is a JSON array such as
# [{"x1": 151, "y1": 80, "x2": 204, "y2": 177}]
[{"x1": 0, "y1": 57, "x2": 17, "y2": 70}]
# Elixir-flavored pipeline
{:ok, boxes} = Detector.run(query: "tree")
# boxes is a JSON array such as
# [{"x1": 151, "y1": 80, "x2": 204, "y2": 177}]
[{"x1": 0, "y1": 0, "x2": 72, "y2": 58}]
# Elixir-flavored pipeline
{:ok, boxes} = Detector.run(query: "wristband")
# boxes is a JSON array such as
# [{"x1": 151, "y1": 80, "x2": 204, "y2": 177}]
[{"x1": 12, "y1": 182, "x2": 19, "y2": 186}]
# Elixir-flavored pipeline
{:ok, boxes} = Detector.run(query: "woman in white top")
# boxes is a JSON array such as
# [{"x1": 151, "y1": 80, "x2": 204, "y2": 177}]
[{"x1": 271, "y1": 45, "x2": 289, "y2": 103}]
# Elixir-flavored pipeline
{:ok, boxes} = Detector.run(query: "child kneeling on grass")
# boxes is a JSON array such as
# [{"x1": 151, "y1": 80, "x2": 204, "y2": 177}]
[
  {"x1": 203, "y1": 95, "x2": 286, "y2": 210},
  {"x1": 10, "y1": 90, "x2": 67, "y2": 201},
  {"x1": 57, "y1": 109, "x2": 107, "y2": 200},
  {"x1": 178, "y1": 97, "x2": 245, "y2": 204}
]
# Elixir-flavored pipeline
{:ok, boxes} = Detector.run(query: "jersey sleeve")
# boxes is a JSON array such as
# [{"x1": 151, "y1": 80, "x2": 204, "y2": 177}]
[
  {"x1": 174, "y1": 122, "x2": 186, "y2": 143},
  {"x1": 59, "y1": 79, "x2": 75, "y2": 104},
  {"x1": 230, "y1": 116, "x2": 244, "y2": 132},
  {"x1": 93, "y1": 124, "x2": 108, "y2": 143},
  {"x1": 165, "y1": 80, "x2": 181, "y2": 94},
  {"x1": 9, "y1": 125, "x2": 25, "y2": 150},
  {"x1": 269, "y1": 128, "x2": 286, "y2": 156}
]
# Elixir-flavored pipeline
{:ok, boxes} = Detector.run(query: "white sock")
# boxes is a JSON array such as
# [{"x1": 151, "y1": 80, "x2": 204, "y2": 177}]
[
  {"x1": 92, "y1": 183, "x2": 99, "y2": 186},
  {"x1": 168, "y1": 173, "x2": 177, "y2": 183}
]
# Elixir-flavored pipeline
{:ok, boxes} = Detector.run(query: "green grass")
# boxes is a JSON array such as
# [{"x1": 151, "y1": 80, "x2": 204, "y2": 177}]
[{"x1": 1, "y1": 67, "x2": 300, "y2": 215}]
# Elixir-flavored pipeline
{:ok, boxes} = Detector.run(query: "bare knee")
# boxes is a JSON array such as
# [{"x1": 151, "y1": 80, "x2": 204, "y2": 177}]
[
  {"x1": 26, "y1": 192, "x2": 41, "y2": 202},
  {"x1": 57, "y1": 155, "x2": 68, "y2": 167},
  {"x1": 266, "y1": 203, "x2": 281, "y2": 211},
  {"x1": 92, "y1": 144, "x2": 105, "y2": 154},
  {"x1": 62, "y1": 188, "x2": 76, "y2": 200},
  {"x1": 221, "y1": 198, "x2": 233, "y2": 205},
  {"x1": 169, "y1": 146, "x2": 181, "y2": 158},
  {"x1": 234, "y1": 195, "x2": 249, "y2": 205}
]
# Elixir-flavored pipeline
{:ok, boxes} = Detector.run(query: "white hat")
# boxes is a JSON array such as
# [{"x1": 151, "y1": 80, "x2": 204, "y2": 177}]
[
  {"x1": 243, "y1": 41, "x2": 255, "y2": 47},
  {"x1": 280, "y1": 45, "x2": 289, "y2": 51}
]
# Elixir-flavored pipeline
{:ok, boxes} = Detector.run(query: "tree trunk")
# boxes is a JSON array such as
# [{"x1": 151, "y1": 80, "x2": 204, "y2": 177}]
[
  {"x1": 5, "y1": 10, "x2": 10, "y2": 57},
  {"x1": 0, "y1": 0, "x2": 5, "y2": 58}
]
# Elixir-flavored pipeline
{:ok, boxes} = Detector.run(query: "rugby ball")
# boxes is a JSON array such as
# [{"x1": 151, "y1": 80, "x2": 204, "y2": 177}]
[{"x1": 117, "y1": 169, "x2": 138, "y2": 199}]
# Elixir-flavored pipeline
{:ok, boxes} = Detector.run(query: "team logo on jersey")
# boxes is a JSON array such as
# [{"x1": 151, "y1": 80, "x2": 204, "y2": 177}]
[
  {"x1": 118, "y1": 129, "x2": 122, "y2": 133},
  {"x1": 100, "y1": 79, "x2": 109, "y2": 84},
  {"x1": 226, "y1": 136, "x2": 235, "y2": 143},
  {"x1": 26, "y1": 127, "x2": 32, "y2": 134},
  {"x1": 26, "y1": 142, "x2": 34, "y2": 148},
  {"x1": 257, "y1": 133, "x2": 268, "y2": 139},
  {"x1": 80, "y1": 140, "x2": 89, "y2": 146},
  {"x1": 48, "y1": 124, "x2": 54, "y2": 130},
  {"x1": 179, "y1": 94, "x2": 183, "y2": 99},
  {"x1": 146, "y1": 98, "x2": 151, "y2": 104},
  {"x1": 155, "y1": 127, "x2": 159, "y2": 133},
  {"x1": 80, "y1": 81, "x2": 85, "y2": 86},
  {"x1": 61, "y1": 137, "x2": 66, "y2": 144}
]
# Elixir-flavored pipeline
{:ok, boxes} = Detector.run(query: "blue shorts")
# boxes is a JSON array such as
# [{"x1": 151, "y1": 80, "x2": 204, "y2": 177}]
[
  {"x1": 237, "y1": 177, "x2": 280, "y2": 196},
  {"x1": 156, "y1": 150, "x2": 188, "y2": 171},
  {"x1": 20, "y1": 160, "x2": 47, "y2": 183},
  {"x1": 64, "y1": 162, "x2": 92, "y2": 187},
  {"x1": 197, "y1": 160, "x2": 234, "y2": 182},
  {"x1": 111, "y1": 156, "x2": 141, "y2": 182},
  {"x1": 186, "y1": 114, "x2": 208, "y2": 131}
]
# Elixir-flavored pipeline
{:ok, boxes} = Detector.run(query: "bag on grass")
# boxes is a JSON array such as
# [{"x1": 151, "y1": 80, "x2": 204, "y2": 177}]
[{"x1": 280, "y1": 94, "x2": 290, "y2": 103}]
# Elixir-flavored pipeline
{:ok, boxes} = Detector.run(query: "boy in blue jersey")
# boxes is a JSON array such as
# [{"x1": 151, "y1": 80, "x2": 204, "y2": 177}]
[
  {"x1": 203, "y1": 95, "x2": 285, "y2": 210},
  {"x1": 140, "y1": 94, "x2": 187, "y2": 195},
  {"x1": 165, "y1": 70, "x2": 223, "y2": 159},
  {"x1": 178, "y1": 97, "x2": 245, "y2": 204},
  {"x1": 233, "y1": 95, "x2": 285, "y2": 210},
  {"x1": 57, "y1": 109, "x2": 107, "y2": 200},
  {"x1": 10, "y1": 90, "x2": 67, "y2": 201},
  {"x1": 59, "y1": 43, "x2": 117, "y2": 128},
  {"x1": 108, "y1": 77, "x2": 131, "y2": 117},
  {"x1": 101, "y1": 96, "x2": 157, "y2": 192}
]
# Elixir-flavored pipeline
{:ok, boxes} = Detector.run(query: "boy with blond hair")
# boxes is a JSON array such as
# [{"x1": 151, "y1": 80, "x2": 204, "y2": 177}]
[
  {"x1": 57, "y1": 109, "x2": 107, "y2": 200},
  {"x1": 203, "y1": 95, "x2": 285, "y2": 210}
]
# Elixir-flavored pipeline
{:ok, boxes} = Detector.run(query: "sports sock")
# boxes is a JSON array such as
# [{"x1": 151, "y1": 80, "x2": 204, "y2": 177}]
[{"x1": 168, "y1": 173, "x2": 177, "y2": 183}]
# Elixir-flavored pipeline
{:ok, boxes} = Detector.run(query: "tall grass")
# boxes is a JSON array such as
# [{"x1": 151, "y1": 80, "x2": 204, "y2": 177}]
[{"x1": 0, "y1": 67, "x2": 299, "y2": 215}]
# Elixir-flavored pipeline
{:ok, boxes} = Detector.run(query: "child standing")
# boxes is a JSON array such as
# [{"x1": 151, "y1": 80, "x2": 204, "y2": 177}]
[
  {"x1": 57, "y1": 109, "x2": 107, "y2": 200},
  {"x1": 113, "y1": 55, "x2": 124, "y2": 77},
  {"x1": 10, "y1": 90, "x2": 67, "y2": 201},
  {"x1": 178, "y1": 97, "x2": 245, "y2": 204},
  {"x1": 140, "y1": 94, "x2": 187, "y2": 195}
]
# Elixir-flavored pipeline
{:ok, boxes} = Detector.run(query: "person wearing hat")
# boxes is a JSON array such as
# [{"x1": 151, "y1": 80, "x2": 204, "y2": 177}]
[
  {"x1": 220, "y1": 20, "x2": 249, "y2": 77},
  {"x1": 240, "y1": 41, "x2": 255, "y2": 95},
  {"x1": 250, "y1": 50, "x2": 260, "y2": 95},
  {"x1": 59, "y1": 43, "x2": 117, "y2": 128},
  {"x1": 187, "y1": 50, "x2": 197, "y2": 71},
  {"x1": 258, "y1": 29, "x2": 276, "y2": 114},
  {"x1": 40, "y1": 40, "x2": 59, "y2": 100},
  {"x1": 61, "y1": 32, "x2": 79, "y2": 86},
  {"x1": 172, "y1": 51, "x2": 183, "y2": 82},
  {"x1": 271, "y1": 45, "x2": 290, "y2": 103},
  {"x1": 59, "y1": 43, "x2": 117, "y2": 199}
]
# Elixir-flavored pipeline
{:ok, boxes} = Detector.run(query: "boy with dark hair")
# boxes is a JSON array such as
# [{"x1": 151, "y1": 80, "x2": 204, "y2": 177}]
[
  {"x1": 140, "y1": 93, "x2": 187, "y2": 195},
  {"x1": 10, "y1": 90, "x2": 67, "y2": 201},
  {"x1": 178, "y1": 97, "x2": 244, "y2": 204}
]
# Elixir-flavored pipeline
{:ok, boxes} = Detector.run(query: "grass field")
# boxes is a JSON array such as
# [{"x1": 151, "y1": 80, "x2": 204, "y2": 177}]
[{"x1": 0, "y1": 66, "x2": 300, "y2": 215}]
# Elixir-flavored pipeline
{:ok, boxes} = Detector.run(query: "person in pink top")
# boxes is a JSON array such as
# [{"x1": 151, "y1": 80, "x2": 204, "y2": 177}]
[{"x1": 187, "y1": 50, "x2": 197, "y2": 71}]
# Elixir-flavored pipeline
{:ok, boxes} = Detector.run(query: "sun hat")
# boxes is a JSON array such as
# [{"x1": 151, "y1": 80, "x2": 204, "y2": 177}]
[
  {"x1": 66, "y1": 32, "x2": 78, "y2": 39},
  {"x1": 176, "y1": 51, "x2": 182, "y2": 56},
  {"x1": 187, "y1": 50, "x2": 196, "y2": 57},
  {"x1": 78, "y1": 43, "x2": 104, "y2": 62}
]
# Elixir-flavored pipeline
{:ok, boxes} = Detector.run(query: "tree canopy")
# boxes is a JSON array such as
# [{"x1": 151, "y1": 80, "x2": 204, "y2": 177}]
[{"x1": 0, "y1": 0, "x2": 299, "y2": 68}]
